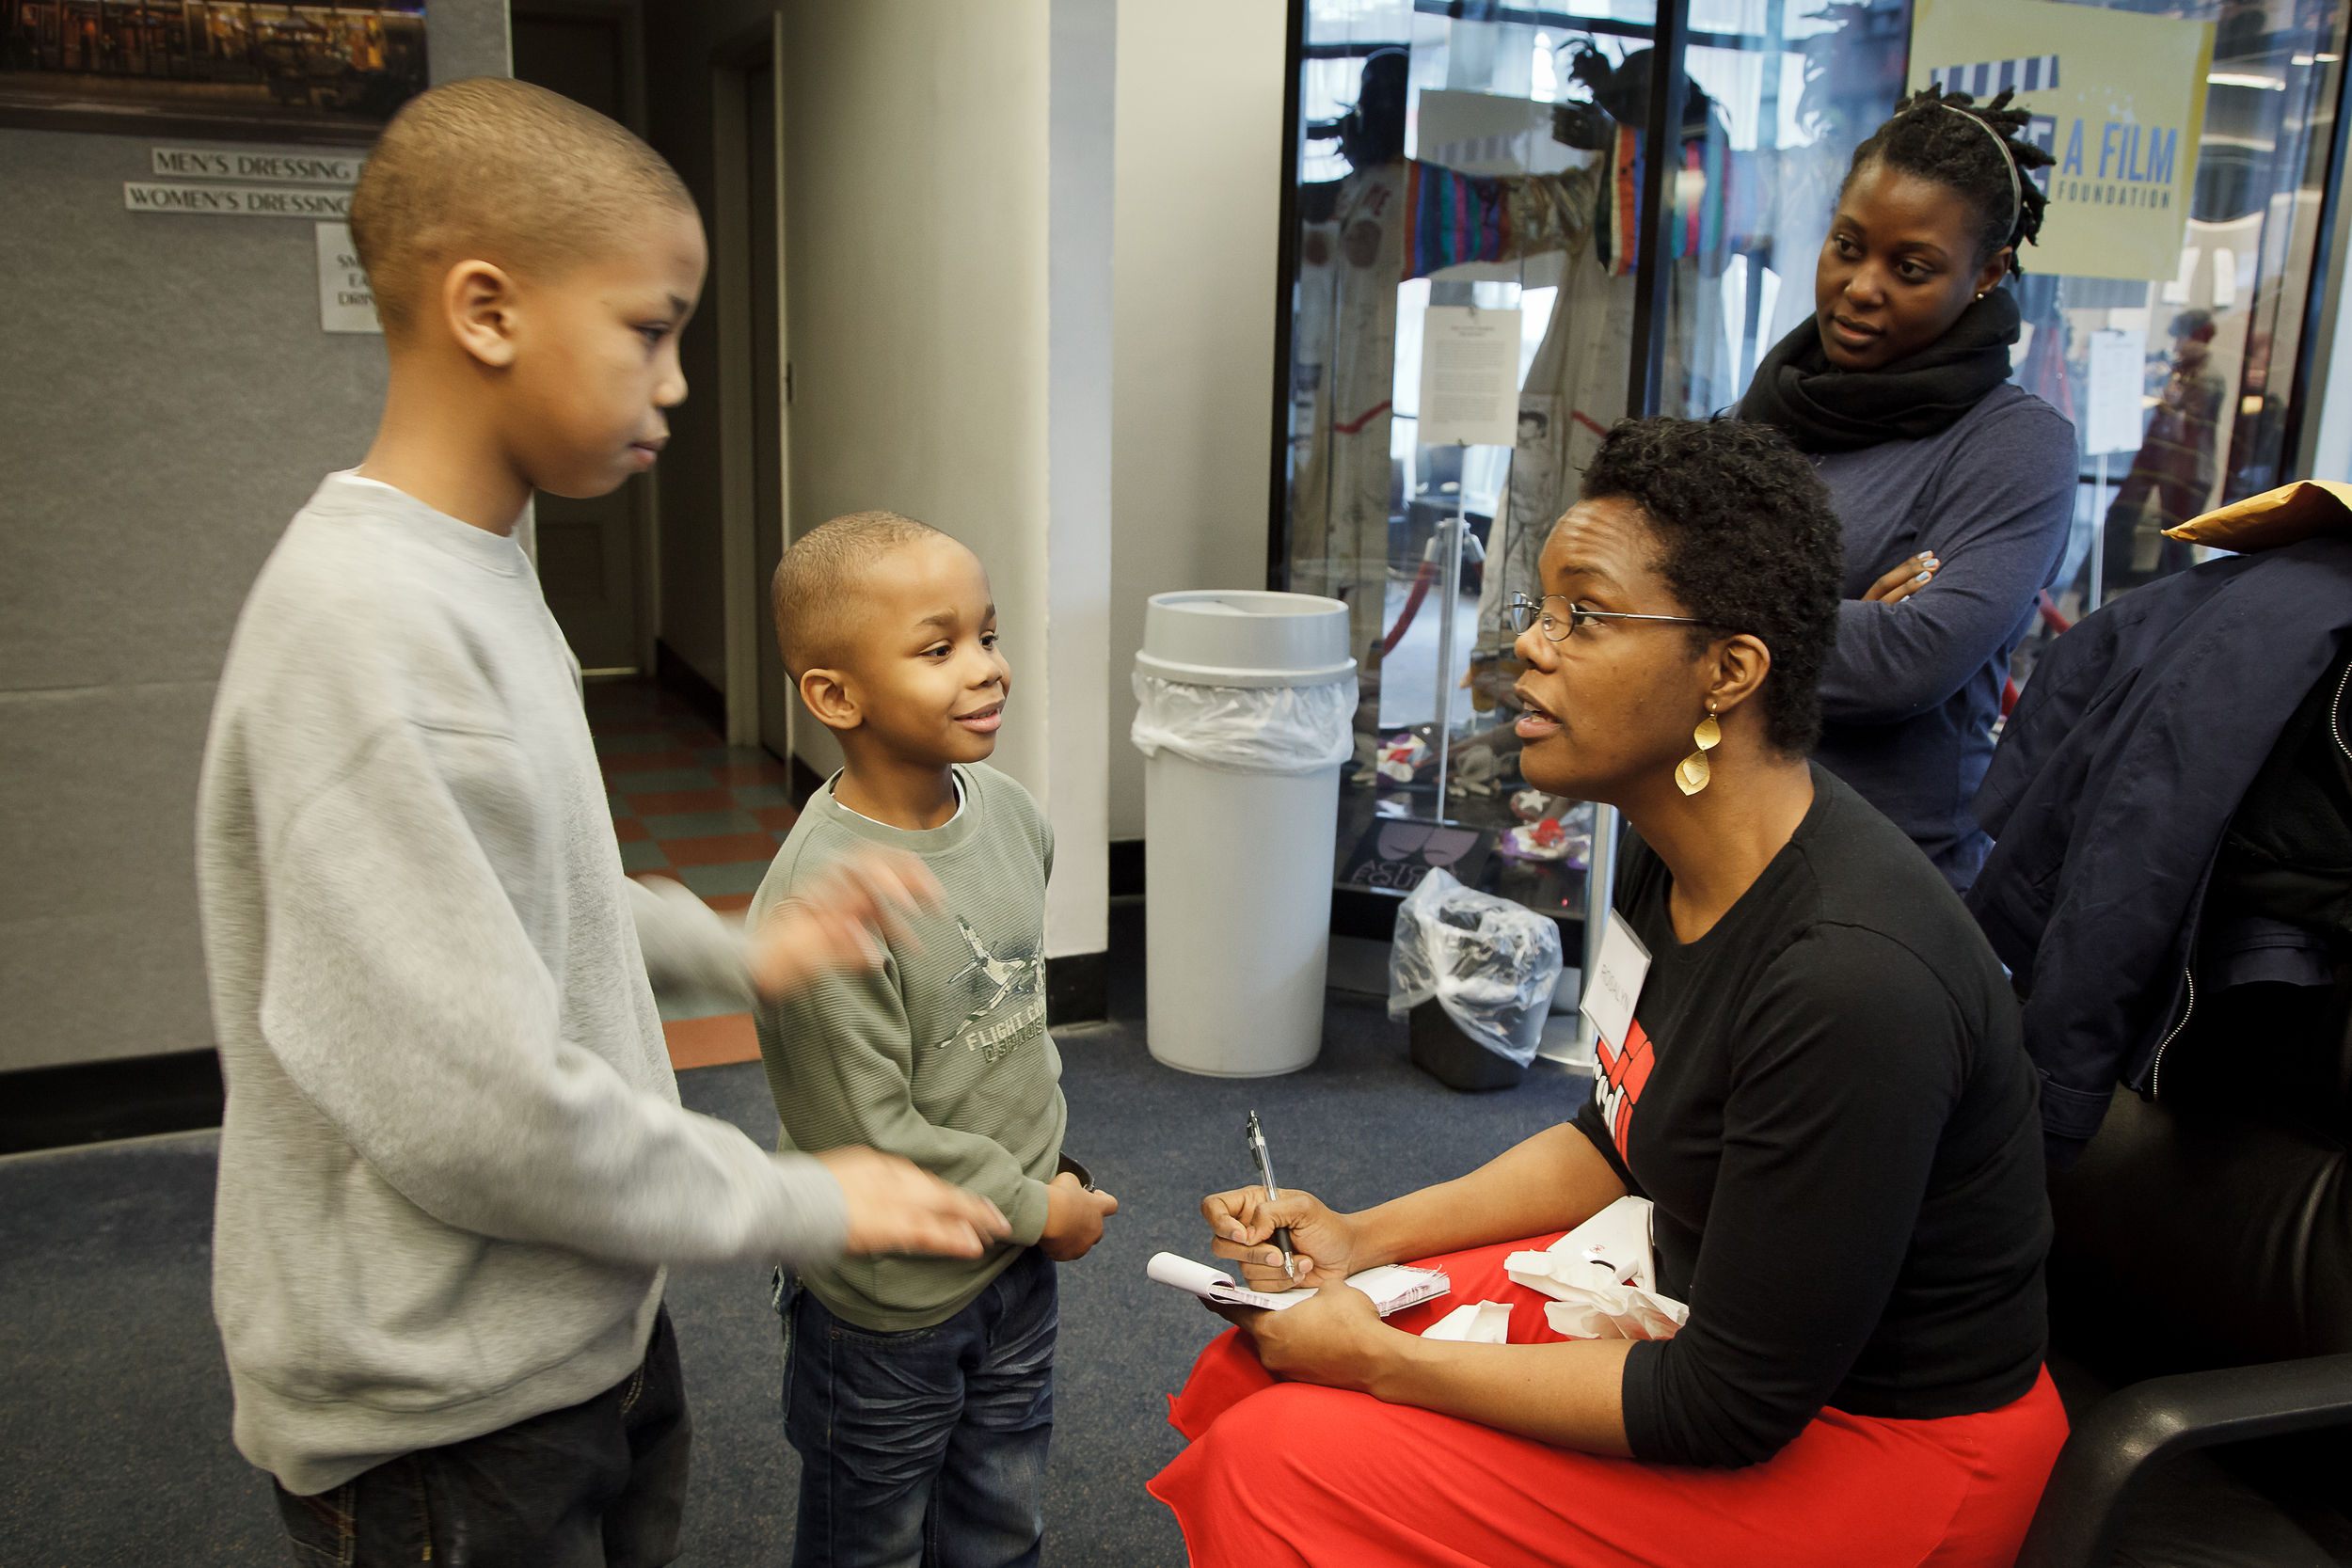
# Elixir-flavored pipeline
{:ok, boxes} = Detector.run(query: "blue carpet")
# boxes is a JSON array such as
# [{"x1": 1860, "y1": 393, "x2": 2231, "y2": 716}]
[{"x1": 0, "y1": 899, "x2": 1589, "y2": 1565}]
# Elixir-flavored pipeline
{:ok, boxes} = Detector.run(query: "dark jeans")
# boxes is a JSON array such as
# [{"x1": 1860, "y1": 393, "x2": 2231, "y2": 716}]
[
  {"x1": 275, "y1": 1305, "x2": 691, "y2": 1568},
  {"x1": 783, "y1": 1246, "x2": 1056, "y2": 1568}
]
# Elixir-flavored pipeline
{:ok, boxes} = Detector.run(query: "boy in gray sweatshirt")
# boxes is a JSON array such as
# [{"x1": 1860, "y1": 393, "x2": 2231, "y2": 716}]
[
  {"x1": 196, "y1": 81, "x2": 1004, "y2": 1567},
  {"x1": 755, "y1": 512, "x2": 1120, "y2": 1567}
]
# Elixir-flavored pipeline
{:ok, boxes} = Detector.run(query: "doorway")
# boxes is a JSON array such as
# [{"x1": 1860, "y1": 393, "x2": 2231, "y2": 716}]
[
  {"x1": 745, "y1": 57, "x2": 793, "y2": 762},
  {"x1": 694, "y1": 20, "x2": 797, "y2": 764},
  {"x1": 512, "y1": 4, "x2": 656, "y2": 675}
]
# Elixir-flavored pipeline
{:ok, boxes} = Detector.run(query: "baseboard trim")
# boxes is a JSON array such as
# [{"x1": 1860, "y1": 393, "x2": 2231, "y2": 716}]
[
  {"x1": 1045, "y1": 951, "x2": 1107, "y2": 1025},
  {"x1": 0, "y1": 1048, "x2": 225, "y2": 1156}
]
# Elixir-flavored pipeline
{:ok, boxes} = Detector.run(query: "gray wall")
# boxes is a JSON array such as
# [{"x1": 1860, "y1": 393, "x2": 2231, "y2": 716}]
[
  {"x1": 1107, "y1": 0, "x2": 1288, "y2": 841},
  {"x1": 0, "y1": 6, "x2": 513, "y2": 1072}
]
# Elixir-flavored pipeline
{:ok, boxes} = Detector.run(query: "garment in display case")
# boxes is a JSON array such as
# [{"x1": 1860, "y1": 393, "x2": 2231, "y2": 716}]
[{"x1": 1270, "y1": 0, "x2": 2352, "y2": 938}]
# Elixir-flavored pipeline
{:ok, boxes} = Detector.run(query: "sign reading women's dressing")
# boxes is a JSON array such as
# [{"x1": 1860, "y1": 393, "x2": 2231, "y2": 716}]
[{"x1": 1909, "y1": 0, "x2": 2216, "y2": 282}]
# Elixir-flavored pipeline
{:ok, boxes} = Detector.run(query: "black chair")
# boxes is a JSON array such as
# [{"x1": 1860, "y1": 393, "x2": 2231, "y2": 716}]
[
  {"x1": 2018, "y1": 1047, "x2": 2352, "y2": 1562},
  {"x1": 2014, "y1": 652, "x2": 2352, "y2": 1565}
]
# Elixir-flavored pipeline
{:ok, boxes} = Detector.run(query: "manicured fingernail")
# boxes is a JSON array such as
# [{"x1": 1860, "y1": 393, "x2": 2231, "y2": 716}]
[{"x1": 1914, "y1": 571, "x2": 1932, "y2": 584}]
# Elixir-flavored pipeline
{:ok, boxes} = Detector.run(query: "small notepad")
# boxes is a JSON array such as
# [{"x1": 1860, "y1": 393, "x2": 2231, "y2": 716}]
[{"x1": 1146, "y1": 1251, "x2": 1450, "y2": 1315}]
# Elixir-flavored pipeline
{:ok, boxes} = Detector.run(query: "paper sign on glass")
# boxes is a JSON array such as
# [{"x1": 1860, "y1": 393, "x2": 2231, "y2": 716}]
[
  {"x1": 2085, "y1": 329, "x2": 2142, "y2": 455},
  {"x1": 1416, "y1": 306, "x2": 1521, "y2": 448},
  {"x1": 1579, "y1": 910, "x2": 1651, "y2": 1053}
]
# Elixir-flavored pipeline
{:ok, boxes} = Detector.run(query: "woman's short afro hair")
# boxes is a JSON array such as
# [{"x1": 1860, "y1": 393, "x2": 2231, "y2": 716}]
[{"x1": 1578, "y1": 417, "x2": 1845, "y2": 756}]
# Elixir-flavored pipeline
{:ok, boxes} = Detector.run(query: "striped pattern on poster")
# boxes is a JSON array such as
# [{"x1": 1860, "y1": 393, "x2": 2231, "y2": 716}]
[{"x1": 1930, "y1": 55, "x2": 2062, "y2": 97}]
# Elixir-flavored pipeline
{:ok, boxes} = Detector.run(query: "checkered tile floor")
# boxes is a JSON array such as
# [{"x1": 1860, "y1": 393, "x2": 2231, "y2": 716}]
[{"x1": 585, "y1": 678, "x2": 796, "y2": 1069}]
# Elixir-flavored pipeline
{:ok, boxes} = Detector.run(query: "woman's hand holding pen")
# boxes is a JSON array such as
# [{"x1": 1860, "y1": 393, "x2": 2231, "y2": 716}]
[
  {"x1": 1201, "y1": 1186, "x2": 1398, "y2": 1392},
  {"x1": 1201, "y1": 1186, "x2": 1361, "y2": 1292}
]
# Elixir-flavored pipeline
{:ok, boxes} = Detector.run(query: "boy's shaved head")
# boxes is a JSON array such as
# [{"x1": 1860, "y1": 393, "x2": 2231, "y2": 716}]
[
  {"x1": 773, "y1": 512, "x2": 949, "y2": 677},
  {"x1": 349, "y1": 77, "x2": 693, "y2": 337}
]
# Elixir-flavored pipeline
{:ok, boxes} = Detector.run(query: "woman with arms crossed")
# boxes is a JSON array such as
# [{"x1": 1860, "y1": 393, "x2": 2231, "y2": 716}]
[
  {"x1": 1149, "y1": 419, "x2": 2062, "y2": 1568},
  {"x1": 1742, "y1": 87, "x2": 2075, "y2": 890}
]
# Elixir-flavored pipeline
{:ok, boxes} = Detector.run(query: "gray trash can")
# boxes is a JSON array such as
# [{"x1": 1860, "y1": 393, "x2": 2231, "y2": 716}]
[{"x1": 1130, "y1": 591, "x2": 1356, "y2": 1076}]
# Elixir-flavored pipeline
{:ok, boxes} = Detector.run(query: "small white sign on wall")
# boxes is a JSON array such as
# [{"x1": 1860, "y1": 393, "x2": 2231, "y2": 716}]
[
  {"x1": 1416, "y1": 306, "x2": 1522, "y2": 449},
  {"x1": 151, "y1": 147, "x2": 363, "y2": 185},
  {"x1": 315, "y1": 223, "x2": 382, "y2": 335},
  {"x1": 125, "y1": 182, "x2": 354, "y2": 218}
]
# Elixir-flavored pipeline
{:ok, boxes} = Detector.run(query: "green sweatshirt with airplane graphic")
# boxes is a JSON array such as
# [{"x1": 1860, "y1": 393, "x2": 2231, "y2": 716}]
[{"x1": 751, "y1": 763, "x2": 1065, "y2": 1332}]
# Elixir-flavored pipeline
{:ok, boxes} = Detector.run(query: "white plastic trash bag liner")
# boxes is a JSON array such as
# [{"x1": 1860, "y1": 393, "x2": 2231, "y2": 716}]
[
  {"x1": 1129, "y1": 672, "x2": 1358, "y2": 776},
  {"x1": 1388, "y1": 868, "x2": 1564, "y2": 1068}
]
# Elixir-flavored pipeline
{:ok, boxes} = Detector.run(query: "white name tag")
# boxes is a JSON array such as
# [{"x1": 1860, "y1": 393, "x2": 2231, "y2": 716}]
[{"x1": 1580, "y1": 910, "x2": 1653, "y2": 1053}]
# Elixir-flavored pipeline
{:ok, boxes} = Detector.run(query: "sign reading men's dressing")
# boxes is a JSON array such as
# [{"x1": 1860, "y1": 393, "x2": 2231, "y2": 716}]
[{"x1": 1909, "y1": 0, "x2": 2216, "y2": 283}]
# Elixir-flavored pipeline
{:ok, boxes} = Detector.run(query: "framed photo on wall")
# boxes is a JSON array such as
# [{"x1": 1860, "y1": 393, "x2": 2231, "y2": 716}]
[{"x1": 0, "y1": 1, "x2": 427, "y2": 145}]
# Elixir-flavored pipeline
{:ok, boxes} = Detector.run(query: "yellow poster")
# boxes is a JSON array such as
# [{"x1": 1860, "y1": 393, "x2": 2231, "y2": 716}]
[{"x1": 1909, "y1": 0, "x2": 2215, "y2": 282}]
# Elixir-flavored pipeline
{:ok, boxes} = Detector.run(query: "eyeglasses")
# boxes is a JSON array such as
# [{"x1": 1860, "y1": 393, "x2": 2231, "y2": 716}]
[{"x1": 1505, "y1": 593, "x2": 1721, "y2": 642}]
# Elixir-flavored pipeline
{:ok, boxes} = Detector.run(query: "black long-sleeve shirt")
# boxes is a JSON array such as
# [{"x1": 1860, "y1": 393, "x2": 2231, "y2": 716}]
[{"x1": 1575, "y1": 766, "x2": 2049, "y2": 1468}]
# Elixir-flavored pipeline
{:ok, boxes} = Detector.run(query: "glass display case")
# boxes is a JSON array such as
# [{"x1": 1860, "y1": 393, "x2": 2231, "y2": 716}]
[{"x1": 1269, "y1": 0, "x2": 2351, "y2": 967}]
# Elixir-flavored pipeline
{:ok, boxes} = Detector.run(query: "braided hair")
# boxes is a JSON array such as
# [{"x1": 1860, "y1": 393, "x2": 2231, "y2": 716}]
[{"x1": 1842, "y1": 85, "x2": 2054, "y2": 276}]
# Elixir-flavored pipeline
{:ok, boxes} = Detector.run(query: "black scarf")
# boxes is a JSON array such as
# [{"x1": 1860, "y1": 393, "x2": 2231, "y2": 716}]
[{"x1": 1740, "y1": 289, "x2": 2022, "y2": 454}]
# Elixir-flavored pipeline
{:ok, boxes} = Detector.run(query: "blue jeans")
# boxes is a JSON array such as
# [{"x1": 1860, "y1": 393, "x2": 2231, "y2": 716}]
[
  {"x1": 274, "y1": 1305, "x2": 690, "y2": 1568},
  {"x1": 782, "y1": 1246, "x2": 1056, "y2": 1568}
]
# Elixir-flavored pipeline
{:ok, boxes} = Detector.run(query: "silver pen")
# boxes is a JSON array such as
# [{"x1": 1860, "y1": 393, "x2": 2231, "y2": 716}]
[{"x1": 1245, "y1": 1110, "x2": 1296, "y2": 1278}]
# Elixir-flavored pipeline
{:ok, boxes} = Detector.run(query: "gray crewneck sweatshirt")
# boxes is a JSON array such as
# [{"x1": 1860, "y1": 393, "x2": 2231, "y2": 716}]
[{"x1": 197, "y1": 472, "x2": 849, "y2": 1496}]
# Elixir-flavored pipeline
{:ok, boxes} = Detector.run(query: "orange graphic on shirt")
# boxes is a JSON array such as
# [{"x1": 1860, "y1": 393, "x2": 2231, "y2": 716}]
[{"x1": 1592, "y1": 1018, "x2": 1654, "y2": 1164}]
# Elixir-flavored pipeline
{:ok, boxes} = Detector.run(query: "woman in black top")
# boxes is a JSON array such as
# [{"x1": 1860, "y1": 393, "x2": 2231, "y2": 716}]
[{"x1": 1150, "y1": 419, "x2": 2061, "y2": 1568}]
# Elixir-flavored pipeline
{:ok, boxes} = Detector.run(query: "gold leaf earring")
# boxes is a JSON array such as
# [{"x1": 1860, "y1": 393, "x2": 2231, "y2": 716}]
[{"x1": 1676, "y1": 704, "x2": 1721, "y2": 796}]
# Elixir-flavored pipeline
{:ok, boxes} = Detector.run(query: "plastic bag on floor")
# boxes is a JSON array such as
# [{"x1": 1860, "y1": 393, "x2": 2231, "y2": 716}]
[
  {"x1": 1129, "y1": 672, "x2": 1358, "y2": 776},
  {"x1": 1388, "y1": 868, "x2": 1563, "y2": 1067}
]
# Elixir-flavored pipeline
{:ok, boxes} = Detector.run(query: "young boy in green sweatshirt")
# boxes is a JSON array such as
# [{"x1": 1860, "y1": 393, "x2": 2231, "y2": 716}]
[{"x1": 755, "y1": 510, "x2": 1120, "y2": 1567}]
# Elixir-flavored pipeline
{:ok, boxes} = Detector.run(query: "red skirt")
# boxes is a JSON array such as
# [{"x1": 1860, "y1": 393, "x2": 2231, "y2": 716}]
[{"x1": 1149, "y1": 1235, "x2": 2068, "y2": 1568}]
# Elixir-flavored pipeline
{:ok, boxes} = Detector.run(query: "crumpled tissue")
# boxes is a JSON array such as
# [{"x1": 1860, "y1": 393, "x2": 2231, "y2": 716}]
[
  {"x1": 1420, "y1": 1300, "x2": 1514, "y2": 1343},
  {"x1": 1504, "y1": 1195, "x2": 1689, "y2": 1341}
]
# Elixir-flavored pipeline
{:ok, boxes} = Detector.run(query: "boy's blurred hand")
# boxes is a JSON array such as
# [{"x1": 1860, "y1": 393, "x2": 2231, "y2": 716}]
[
  {"x1": 816, "y1": 1147, "x2": 1009, "y2": 1257},
  {"x1": 748, "y1": 848, "x2": 943, "y2": 998},
  {"x1": 1040, "y1": 1171, "x2": 1119, "y2": 1262}
]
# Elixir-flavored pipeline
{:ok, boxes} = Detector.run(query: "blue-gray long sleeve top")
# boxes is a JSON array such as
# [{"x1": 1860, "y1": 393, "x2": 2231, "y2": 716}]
[{"x1": 1749, "y1": 383, "x2": 2076, "y2": 888}]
